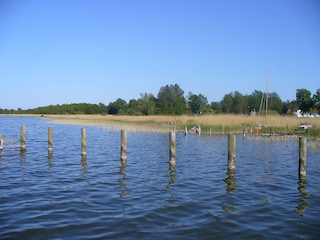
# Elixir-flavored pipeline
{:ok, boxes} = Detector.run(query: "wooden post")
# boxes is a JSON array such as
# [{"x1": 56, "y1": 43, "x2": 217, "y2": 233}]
[
  {"x1": 0, "y1": 133, "x2": 3, "y2": 152},
  {"x1": 169, "y1": 131, "x2": 176, "y2": 166},
  {"x1": 48, "y1": 127, "x2": 53, "y2": 156},
  {"x1": 299, "y1": 137, "x2": 307, "y2": 178},
  {"x1": 81, "y1": 128, "x2": 87, "y2": 158},
  {"x1": 20, "y1": 126, "x2": 26, "y2": 152},
  {"x1": 228, "y1": 134, "x2": 236, "y2": 170},
  {"x1": 120, "y1": 130, "x2": 127, "y2": 162},
  {"x1": 184, "y1": 126, "x2": 188, "y2": 136}
]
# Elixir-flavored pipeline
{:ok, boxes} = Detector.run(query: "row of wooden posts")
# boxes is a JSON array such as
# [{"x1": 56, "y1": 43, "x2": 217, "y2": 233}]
[{"x1": 0, "y1": 126, "x2": 307, "y2": 178}]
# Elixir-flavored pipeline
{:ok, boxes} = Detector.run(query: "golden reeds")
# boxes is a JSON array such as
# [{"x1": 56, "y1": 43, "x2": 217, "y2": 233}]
[{"x1": 42, "y1": 114, "x2": 320, "y2": 133}]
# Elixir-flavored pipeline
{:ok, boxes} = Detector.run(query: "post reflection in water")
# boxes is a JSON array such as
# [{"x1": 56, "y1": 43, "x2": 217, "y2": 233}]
[
  {"x1": 222, "y1": 169, "x2": 237, "y2": 213},
  {"x1": 48, "y1": 151, "x2": 53, "y2": 161},
  {"x1": 167, "y1": 165, "x2": 176, "y2": 189},
  {"x1": 20, "y1": 150, "x2": 26, "y2": 160},
  {"x1": 224, "y1": 169, "x2": 237, "y2": 193},
  {"x1": 20, "y1": 152, "x2": 26, "y2": 167},
  {"x1": 295, "y1": 177, "x2": 309, "y2": 216},
  {"x1": 80, "y1": 157, "x2": 88, "y2": 178},
  {"x1": 118, "y1": 161, "x2": 131, "y2": 198},
  {"x1": 47, "y1": 158, "x2": 52, "y2": 171}
]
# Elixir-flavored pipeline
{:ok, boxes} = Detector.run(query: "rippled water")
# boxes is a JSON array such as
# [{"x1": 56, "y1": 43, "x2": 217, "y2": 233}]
[{"x1": 0, "y1": 116, "x2": 320, "y2": 239}]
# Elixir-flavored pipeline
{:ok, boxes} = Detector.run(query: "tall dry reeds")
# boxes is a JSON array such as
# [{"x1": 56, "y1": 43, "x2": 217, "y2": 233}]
[{"x1": 43, "y1": 114, "x2": 320, "y2": 133}]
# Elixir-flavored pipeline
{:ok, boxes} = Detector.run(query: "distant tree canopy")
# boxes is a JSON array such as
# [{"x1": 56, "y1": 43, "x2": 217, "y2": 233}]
[
  {"x1": 296, "y1": 88, "x2": 314, "y2": 113},
  {"x1": 157, "y1": 84, "x2": 186, "y2": 115},
  {"x1": 1, "y1": 84, "x2": 319, "y2": 115},
  {"x1": 220, "y1": 90, "x2": 285, "y2": 115},
  {"x1": 4, "y1": 103, "x2": 108, "y2": 115},
  {"x1": 314, "y1": 88, "x2": 320, "y2": 111},
  {"x1": 187, "y1": 92, "x2": 210, "y2": 114}
]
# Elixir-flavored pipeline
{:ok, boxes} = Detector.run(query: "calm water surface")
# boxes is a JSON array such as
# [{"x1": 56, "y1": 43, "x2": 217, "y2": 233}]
[{"x1": 0, "y1": 116, "x2": 319, "y2": 239}]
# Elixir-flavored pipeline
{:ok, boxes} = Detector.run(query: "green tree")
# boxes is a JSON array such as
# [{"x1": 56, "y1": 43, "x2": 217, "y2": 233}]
[
  {"x1": 296, "y1": 88, "x2": 314, "y2": 112},
  {"x1": 313, "y1": 88, "x2": 320, "y2": 112},
  {"x1": 187, "y1": 92, "x2": 209, "y2": 114},
  {"x1": 139, "y1": 93, "x2": 157, "y2": 115},
  {"x1": 210, "y1": 101, "x2": 222, "y2": 113},
  {"x1": 268, "y1": 92, "x2": 283, "y2": 114},
  {"x1": 98, "y1": 102, "x2": 108, "y2": 114},
  {"x1": 108, "y1": 98, "x2": 128, "y2": 114},
  {"x1": 128, "y1": 99, "x2": 140, "y2": 115},
  {"x1": 221, "y1": 92, "x2": 233, "y2": 113},
  {"x1": 232, "y1": 91, "x2": 247, "y2": 114},
  {"x1": 157, "y1": 84, "x2": 186, "y2": 115},
  {"x1": 247, "y1": 90, "x2": 263, "y2": 113}
]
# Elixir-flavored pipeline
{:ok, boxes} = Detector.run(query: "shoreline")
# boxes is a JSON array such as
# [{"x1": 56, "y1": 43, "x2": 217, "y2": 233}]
[
  {"x1": 43, "y1": 114, "x2": 175, "y2": 132},
  {"x1": 1, "y1": 113, "x2": 319, "y2": 135}
]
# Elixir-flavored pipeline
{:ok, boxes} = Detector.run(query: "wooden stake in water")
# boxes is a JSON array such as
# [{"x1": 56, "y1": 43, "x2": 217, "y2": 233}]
[
  {"x1": 228, "y1": 134, "x2": 236, "y2": 170},
  {"x1": 299, "y1": 137, "x2": 307, "y2": 178},
  {"x1": 120, "y1": 130, "x2": 127, "y2": 162},
  {"x1": 169, "y1": 131, "x2": 176, "y2": 166},
  {"x1": 184, "y1": 126, "x2": 188, "y2": 136},
  {"x1": 20, "y1": 126, "x2": 26, "y2": 152},
  {"x1": 48, "y1": 127, "x2": 53, "y2": 155},
  {"x1": 0, "y1": 133, "x2": 3, "y2": 152},
  {"x1": 81, "y1": 128, "x2": 87, "y2": 158}
]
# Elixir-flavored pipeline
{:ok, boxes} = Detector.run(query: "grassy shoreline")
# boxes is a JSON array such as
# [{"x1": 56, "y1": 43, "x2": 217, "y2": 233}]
[{"x1": 2, "y1": 114, "x2": 319, "y2": 136}]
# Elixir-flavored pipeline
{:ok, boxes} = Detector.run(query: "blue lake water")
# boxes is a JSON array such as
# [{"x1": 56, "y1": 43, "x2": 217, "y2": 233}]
[{"x1": 0, "y1": 116, "x2": 320, "y2": 239}]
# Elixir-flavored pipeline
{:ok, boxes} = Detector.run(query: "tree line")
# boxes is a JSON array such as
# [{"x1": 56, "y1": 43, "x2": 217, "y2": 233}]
[{"x1": 1, "y1": 84, "x2": 319, "y2": 115}]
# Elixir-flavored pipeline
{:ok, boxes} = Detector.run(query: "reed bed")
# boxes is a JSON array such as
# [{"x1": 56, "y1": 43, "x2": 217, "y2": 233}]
[{"x1": 43, "y1": 114, "x2": 320, "y2": 134}]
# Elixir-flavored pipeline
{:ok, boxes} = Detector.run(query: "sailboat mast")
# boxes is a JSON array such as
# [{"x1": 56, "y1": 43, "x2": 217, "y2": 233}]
[{"x1": 265, "y1": 70, "x2": 269, "y2": 125}]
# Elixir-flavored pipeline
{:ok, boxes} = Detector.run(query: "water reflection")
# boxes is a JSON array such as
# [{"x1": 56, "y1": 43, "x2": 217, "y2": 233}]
[
  {"x1": 167, "y1": 165, "x2": 176, "y2": 189},
  {"x1": 295, "y1": 178, "x2": 309, "y2": 216},
  {"x1": 222, "y1": 169, "x2": 238, "y2": 212},
  {"x1": 224, "y1": 169, "x2": 237, "y2": 193},
  {"x1": 118, "y1": 164, "x2": 131, "y2": 198},
  {"x1": 20, "y1": 150, "x2": 26, "y2": 159},
  {"x1": 47, "y1": 158, "x2": 53, "y2": 171},
  {"x1": 48, "y1": 151, "x2": 53, "y2": 161},
  {"x1": 80, "y1": 157, "x2": 88, "y2": 178},
  {"x1": 20, "y1": 152, "x2": 27, "y2": 178},
  {"x1": 47, "y1": 151, "x2": 53, "y2": 172},
  {"x1": 20, "y1": 151, "x2": 26, "y2": 165}
]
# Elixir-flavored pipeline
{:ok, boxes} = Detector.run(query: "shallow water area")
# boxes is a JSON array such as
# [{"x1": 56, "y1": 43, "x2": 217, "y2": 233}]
[{"x1": 0, "y1": 116, "x2": 319, "y2": 239}]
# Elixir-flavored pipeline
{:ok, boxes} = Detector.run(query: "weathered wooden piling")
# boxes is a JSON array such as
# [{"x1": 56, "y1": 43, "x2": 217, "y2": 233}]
[
  {"x1": 48, "y1": 127, "x2": 53, "y2": 155},
  {"x1": 81, "y1": 128, "x2": 87, "y2": 157},
  {"x1": 228, "y1": 134, "x2": 236, "y2": 170},
  {"x1": 20, "y1": 126, "x2": 26, "y2": 152},
  {"x1": 0, "y1": 133, "x2": 3, "y2": 152},
  {"x1": 169, "y1": 131, "x2": 176, "y2": 166},
  {"x1": 120, "y1": 130, "x2": 127, "y2": 162},
  {"x1": 299, "y1": 137, "x2": 307, "y2": 178}
]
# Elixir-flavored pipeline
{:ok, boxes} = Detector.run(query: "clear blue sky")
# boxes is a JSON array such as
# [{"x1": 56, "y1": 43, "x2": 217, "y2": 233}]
[{"x1": 1, "y1": 0, "x2": 319, "y2": 110}]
